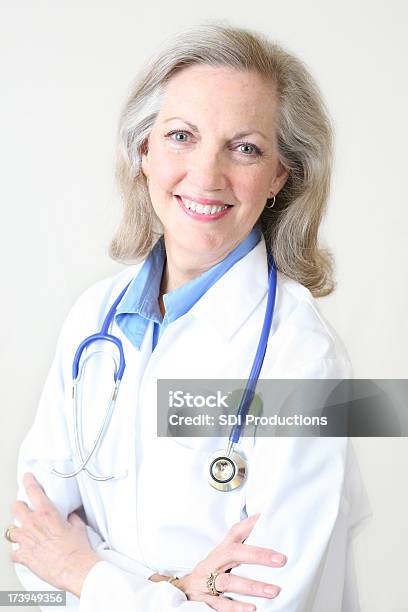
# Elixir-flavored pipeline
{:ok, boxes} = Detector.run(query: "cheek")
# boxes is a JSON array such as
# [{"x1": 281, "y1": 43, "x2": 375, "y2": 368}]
[
  {"x1": 234, "y1": 173, "x2": 267, "y2": 202},
  {"x1": 150, "y1": 150, "x2": 185, "y2": 191}
]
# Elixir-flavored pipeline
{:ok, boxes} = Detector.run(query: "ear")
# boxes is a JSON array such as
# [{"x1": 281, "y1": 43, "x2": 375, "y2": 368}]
[
  {"x1": 269, "y1": 161, "x2": 289, "y2": 196},
  {"x1": 140, "y1": 138, "x2": 150, "y2": 178}
]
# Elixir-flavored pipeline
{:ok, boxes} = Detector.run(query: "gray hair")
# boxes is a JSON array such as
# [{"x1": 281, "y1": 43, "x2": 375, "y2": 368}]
[{"x1": 110, "y1": 23, "x2": 335, "y2": 297}]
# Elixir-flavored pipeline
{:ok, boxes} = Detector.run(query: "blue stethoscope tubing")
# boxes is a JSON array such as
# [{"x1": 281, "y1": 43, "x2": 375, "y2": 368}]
[
  {"x1": 50, "y1": 251, "x2": 277, "y2": 485},
  {"x1": 210, "y1": 251, "x2": 276, "y2": 490},
  {"x1": 50, "y1": 282, "x2": 131, "y2": 481},
  {"x1": 228, "y1": 251, "x2": 276, "y2": 446}
]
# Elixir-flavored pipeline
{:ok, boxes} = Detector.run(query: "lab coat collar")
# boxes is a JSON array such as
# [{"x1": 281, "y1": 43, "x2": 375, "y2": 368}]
[{"x1": 187, "y1": 236, "x2": 270, "y2": 342}]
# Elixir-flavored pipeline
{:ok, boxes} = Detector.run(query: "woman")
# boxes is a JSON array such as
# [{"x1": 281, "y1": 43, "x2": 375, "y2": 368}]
[{"x1": 6, "y1": 24, "x2": 369, "y2": 612}]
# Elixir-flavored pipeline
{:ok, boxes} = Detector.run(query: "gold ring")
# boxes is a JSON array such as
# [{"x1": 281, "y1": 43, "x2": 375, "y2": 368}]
[
  {"x1": 2, "y1": 525, "x2": 16, "y2": 543},
  {"x1": 207, "y1": 571, "x2": 222, "y2": 596}
]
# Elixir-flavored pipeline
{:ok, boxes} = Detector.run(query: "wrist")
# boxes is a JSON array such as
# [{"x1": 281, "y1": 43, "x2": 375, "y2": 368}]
[
  {"x1": 149, "y1": 573, "x2": 172, "y2": 582},
  {"x1": 173, "y1": 574, "x2": 190, "y2": 595},
  {"x1": 62, "y1": 551, "x2": 101, "y2": 598},
  {"x1": 149, "y1": 573, "x2": 188, "y2": 594}
]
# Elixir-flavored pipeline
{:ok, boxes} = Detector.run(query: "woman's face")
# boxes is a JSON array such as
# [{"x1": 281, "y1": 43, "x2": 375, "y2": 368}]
[{"x1": 141, "y1": 65, "x2": 289, "y2": 266}]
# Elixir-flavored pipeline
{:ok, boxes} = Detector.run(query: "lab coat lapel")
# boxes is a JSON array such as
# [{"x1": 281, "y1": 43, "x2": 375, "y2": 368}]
[
  {"x1": 188, "y1": 236, "x2": 270, "y2": 342},
  {"x1": 190, "y1": 237, "x2": 268, "y2": 341},
  {"x1": 91, "y1": 237, "x2": 270, "y2": 557}
]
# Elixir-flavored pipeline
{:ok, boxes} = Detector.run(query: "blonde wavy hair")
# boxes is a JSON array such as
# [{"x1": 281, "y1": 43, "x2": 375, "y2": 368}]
[{"x1": 110, "y1": 23, "x2": 335, "y2": 297}]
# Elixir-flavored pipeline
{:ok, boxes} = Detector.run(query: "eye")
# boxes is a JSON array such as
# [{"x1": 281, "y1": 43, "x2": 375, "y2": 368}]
[
  {"x1": 236, "y1": 142, "x2": 263, "y2": 156},
  {"x1": 164, "y1": 130, "x2": 191, "y2": 142}
]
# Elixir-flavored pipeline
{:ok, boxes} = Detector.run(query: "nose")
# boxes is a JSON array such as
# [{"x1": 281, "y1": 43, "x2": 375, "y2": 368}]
[{"x1": 187, "y1": 145, "x2": 227, "y2": 193}]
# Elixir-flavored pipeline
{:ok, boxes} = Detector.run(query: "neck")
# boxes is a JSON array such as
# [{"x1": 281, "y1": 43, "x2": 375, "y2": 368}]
[{"x1": 160, "y1": 237, "x2": 241, "y2": 295}]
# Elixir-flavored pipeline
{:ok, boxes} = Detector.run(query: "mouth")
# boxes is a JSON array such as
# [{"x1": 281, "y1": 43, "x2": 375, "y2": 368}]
[{"x1": 174, "y1": 194, "x2": 233, "y2": 220}]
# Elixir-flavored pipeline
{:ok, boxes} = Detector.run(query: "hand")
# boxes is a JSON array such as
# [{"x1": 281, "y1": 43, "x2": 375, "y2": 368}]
[
  {"x1": 10, "y1": 472, "x2": 101, "y2": 597},
  {"x1": 174, "y1": 513, "x2": 286, "y2": 612}
]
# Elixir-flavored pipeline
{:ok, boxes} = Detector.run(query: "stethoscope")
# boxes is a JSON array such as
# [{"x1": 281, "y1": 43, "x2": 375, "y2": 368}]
[{"x1": 50, "y1": 251, "x2": 277, "y2": 492}]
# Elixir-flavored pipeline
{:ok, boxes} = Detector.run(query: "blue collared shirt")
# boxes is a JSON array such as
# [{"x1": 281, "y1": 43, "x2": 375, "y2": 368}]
[{"x1": 115, "y1": 226, "x2": 262, "y2": 351}]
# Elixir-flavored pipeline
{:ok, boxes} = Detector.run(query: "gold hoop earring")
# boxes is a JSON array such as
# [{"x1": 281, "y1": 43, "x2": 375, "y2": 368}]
[{"x1": 265, "y1": 195, "x2": 276, "y2": 209}]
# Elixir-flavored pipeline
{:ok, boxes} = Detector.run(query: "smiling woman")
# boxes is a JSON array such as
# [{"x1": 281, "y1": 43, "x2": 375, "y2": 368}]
[
  {"x1": 140, "y1": 65, "x2": 288, "y2": 291},
  {"x1": 10, "y1": 22, "x2": 369, "y2": 612},
  {"x1": 112, "y1": 25, "x2": 334, "y2": 298}
]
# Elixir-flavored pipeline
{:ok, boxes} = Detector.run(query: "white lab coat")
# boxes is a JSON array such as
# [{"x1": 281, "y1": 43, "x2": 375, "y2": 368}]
[{"x1": 14, "y1": 236, "x2": 370, "y2": 611}]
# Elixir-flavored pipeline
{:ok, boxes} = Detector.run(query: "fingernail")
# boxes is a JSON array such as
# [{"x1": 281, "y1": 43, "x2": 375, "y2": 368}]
[
  {"x1": 271, "y1": 553, "x2": 286, "y2": 565},
  {"x1": 264, "y1": 585, "x2": 281, "y2": 597}
]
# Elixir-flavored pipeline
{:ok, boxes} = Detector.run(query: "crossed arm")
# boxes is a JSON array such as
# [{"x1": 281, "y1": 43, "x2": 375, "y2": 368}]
[
  {"x1": 11, "y1": 299, "x2": 355, "y2": 611},
  {"x1": 10, "y1": 473, "x2": 285, "y2": 612}
]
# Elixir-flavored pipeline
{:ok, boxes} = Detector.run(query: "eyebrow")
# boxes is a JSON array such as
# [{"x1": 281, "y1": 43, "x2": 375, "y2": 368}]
[{"x1": 163, "y1": 116, "x2": 269, "y2": 141}]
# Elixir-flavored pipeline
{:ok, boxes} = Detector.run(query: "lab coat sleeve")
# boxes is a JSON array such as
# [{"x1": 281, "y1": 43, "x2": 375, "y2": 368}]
[
  {"x1": 12, "y1": 296, "x2": 160, "y2": 612},
  {"x1": 79, "y1": 562, "x2": 210, "y2": 612},
  {"x1": 79, "y1": 359, "x2": 368, "y2": 612},
  {"x1": 220, "y1": 357, "x2": 369, "y2": 612}
]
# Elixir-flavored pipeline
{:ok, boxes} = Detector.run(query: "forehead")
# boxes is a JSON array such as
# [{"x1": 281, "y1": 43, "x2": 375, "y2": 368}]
[{"x1": 158, "y1": 64, "x2": 278, "y2": 132}]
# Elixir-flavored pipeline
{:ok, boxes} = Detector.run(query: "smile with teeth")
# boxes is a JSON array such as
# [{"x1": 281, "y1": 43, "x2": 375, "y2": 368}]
[{"x1": 179, "y1": 196, "x2": 230, "y2": 215}]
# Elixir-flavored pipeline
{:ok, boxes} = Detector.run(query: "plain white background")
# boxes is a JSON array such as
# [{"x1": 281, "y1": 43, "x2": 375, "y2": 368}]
[{"x1": 1, "y1": 1, "x2": 407, "y2": 610}]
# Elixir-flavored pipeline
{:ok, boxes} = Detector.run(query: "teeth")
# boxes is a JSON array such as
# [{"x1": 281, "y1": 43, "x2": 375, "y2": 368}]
[{"x1": 180, "y1": 197, "x2": 228, "y2": 215}]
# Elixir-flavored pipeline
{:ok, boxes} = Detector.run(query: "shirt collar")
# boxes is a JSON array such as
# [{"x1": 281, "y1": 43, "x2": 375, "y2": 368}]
[
  {"x1": 115, "y1": 225, "x2": 262, "y2": 325},
  {"x1": 115, "y1": 236, "x2": 165, "y2": 323},
  {"x1": 163, "y1": 226, "x2": 261, "y2": 322}
]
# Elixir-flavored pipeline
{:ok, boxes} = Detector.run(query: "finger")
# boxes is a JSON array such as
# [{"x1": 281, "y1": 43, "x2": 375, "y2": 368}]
[
  {"x1": 215, "y1": 572, "x2": 281, "y2": 600},
  {"x1": 10, "y1": 547, "x2": 31, "y2": 567},
  {"x1": 4, "y1": 525, "x2": 19, "y2": 543},
  {"x1": 223, "y1": 514, "x2": 261, "y2": 545},
  {"x1": 217, "y1": 562, "x2": 240, "y2": 574},
  {"x1": 11, "y1": 548, "x2": 25, "y2": 565},
  {"x1": 11, "y1": 500, "x2": 32, "y2": 523},
  {"x1": 5, "y1": 526, "x2": 36, "y2": 546},
  {"x1": 216, "y1": 542, "x2": 286, "y2": 569},
  {"x1": 23, "y1": 473, "x2": 55, "y2": 512}
]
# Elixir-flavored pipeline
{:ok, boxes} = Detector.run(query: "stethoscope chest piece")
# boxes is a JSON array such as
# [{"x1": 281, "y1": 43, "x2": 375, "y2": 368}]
[{"x1": 208, "y1": 448, "x2": 247, "y2": 492}]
